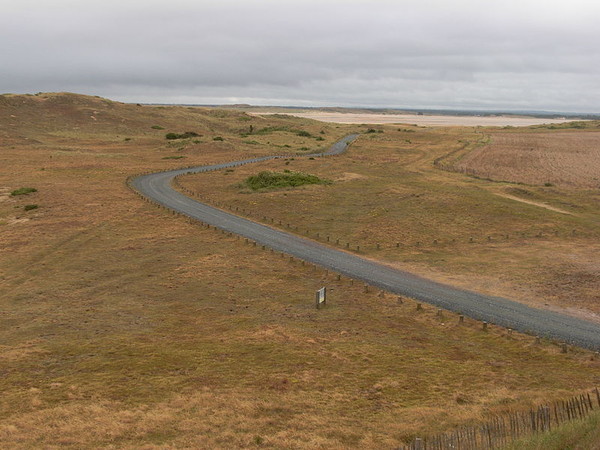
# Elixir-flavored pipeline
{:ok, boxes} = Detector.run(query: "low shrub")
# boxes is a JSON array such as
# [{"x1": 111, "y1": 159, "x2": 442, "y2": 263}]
[
  {"x1": 24, "y1": 204, "x2": 38, "y2": 211},
  {"x1": 11, "y1": 187, "x2": 37, "y2": 196},
  {"x1": 151, "y1": 125, "x2": 164, "y2": 130},
  {"x1": 213, "y1": 136, "x2": 224, "y2": 141},
  {"x1": 243, "y1": 171, "x2": 331, "y2": 191},
  {"x1": 165, "y1": 131, "x2": 200, "y2": 140},
  {"x1": 252, "y1": 126, "x2": 289, "y2": 135},
  {"x1": 161, "y1": 156, "x2": 186, "y2": 160}
]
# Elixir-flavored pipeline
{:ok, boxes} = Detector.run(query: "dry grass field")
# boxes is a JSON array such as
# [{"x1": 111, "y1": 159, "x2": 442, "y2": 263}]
[
  {"x1": 455, "y1": 127, "x2": 600, "y2": 188},
  {"x1": 179, "y1": 124, "x2": 600, "y2": 320},
  {"x1": 1, "y1": 93, "x2": 599, "y2": 448}
]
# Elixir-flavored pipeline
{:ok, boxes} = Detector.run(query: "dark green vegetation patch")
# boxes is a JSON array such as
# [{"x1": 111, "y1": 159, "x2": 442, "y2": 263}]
[
  {"x1": 243, "y1": 170, "x2": 331, "y2": 191},
  {"x1": 11, "y1": 187, "x2": 37, "y2": 196},
  {"x1": 165, "y1": 131, "x2": 200, "y2": 140}
]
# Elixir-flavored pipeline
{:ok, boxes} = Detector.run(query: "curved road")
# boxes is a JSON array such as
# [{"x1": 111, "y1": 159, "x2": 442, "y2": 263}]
[{"x1": 131, "y1": 135, "x2": 600, "y2": 351}]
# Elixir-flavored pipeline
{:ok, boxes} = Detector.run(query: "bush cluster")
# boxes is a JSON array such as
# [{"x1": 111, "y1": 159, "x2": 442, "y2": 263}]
[
  {"x1": 243, "y1": 171, "x2": 331, "y2": 191},
  {"x1": 11, "y1": 187, "x2": 37, "y2": 196},
  {"x1": 165, "y1": 131, "x2": 200, "y2": 140}
]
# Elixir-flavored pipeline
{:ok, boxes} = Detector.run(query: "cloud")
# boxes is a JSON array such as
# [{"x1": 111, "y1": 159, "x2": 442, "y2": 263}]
[{"x1": 1, "y1": 0, "x2": 599, "y2": 112}]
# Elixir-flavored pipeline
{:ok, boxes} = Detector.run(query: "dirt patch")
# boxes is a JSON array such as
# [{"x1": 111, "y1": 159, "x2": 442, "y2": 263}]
[
  {"x1": 336, "y1": 172, "x2": 367, "y2": 182},
  {"x1": 0, "y1": 187, "x2": 10, "y2": 203},
  {"x1": 455, "y1": 131, "x2": 600, "y2": 188},
  {"x1": 494, "y1": 192, "x2": 575, "y2": 215},
  {"x1": 7, "y1": 217, "x2": 29, "y2": 225}
]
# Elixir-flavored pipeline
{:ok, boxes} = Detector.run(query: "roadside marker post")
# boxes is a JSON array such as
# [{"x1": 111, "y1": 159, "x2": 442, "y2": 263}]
[{"x1": 315, "y1": 287, "x2": 326, "y2": 309}]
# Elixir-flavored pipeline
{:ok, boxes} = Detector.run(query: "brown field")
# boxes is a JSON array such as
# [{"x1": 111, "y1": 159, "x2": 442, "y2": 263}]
[
  {"x1": 455, "y1": 129, "x2": 600, "y2": 188},
  {"x1": 1, "y1": 93, "x2": 599, "y2": 448}
]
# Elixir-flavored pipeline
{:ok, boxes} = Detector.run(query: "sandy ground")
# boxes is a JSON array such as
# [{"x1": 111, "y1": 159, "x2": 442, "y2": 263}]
[
  {"x1": 252, "y1": 111, "x2": 581, "y2": 127},
  {"x1": 493, "y1": 193, "x2": 575, "y2": 216}
]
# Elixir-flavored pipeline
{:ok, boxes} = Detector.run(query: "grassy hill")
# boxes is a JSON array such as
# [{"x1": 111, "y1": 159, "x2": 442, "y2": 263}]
[{"x1": 0, "y1": 93, "x2": 598, "y2": 448}]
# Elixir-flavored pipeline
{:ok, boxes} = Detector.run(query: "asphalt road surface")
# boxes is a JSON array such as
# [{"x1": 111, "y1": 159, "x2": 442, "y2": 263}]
[{"x1": 131, "y1": 135, "x2": 600, "y2": 351}]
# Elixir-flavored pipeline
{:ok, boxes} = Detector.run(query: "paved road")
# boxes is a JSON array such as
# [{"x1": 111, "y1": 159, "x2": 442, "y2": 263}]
[{"x1": 131, "y1": 135, "x2": 600, "y2": 351}]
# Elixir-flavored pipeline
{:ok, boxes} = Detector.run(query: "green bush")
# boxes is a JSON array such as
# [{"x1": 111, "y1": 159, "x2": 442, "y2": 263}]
[
  {"x1": 296, "y1": 130, "x2": 312, "y2": 137},
  {"x1": 165, "y1": 131, "x2": 200, "y2": 140},
  {"x1": 243, "y1": 171, "x2": 331, "y2": 191},
  {"x1": 213, "y1": 136, "x2": 224, "y2": 141},
  {"x1": 252, "y1": 126, "x2": 289, "y2": 135},
  {"x1": 24, "y1": 204, "x2": 38, "y2": 211},
  {"x1": 161, "y1": 156, "x2": 186, "y2": 160},
  {"x1": 151, "y1": 125, "x2": 164, "y2": 130},
  {"x1": 11, "y1": 187, "x2": 37, "y2": 196}
]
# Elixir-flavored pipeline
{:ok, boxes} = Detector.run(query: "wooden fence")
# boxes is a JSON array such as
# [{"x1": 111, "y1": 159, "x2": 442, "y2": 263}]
[{"x1": 400, "y1": 388, "x2": 600, "y2": 450}]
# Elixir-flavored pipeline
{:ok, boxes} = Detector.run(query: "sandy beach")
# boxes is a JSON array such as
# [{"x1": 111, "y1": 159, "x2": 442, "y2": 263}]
[{"x1": 252, "y1": 111, "x2": 581, "y2": 127}]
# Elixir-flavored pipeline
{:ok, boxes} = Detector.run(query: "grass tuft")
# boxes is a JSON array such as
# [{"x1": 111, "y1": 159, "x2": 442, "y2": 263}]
[{"x1": 504, "y1": 411, "x2": 600, "y2": 449}]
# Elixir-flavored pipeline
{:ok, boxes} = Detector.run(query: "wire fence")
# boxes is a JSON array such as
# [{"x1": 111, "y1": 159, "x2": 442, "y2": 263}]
[{"x1": 400, "y1": 388, "x2": 600, "y2": 450}]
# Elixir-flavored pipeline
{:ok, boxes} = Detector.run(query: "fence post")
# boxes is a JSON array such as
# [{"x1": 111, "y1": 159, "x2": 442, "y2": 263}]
[{"x1": 414, "y1": 438, "x2": 422, "y2": 450}]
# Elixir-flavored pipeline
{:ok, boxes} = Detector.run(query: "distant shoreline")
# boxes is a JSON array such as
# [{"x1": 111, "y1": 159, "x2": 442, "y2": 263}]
[{"x1": 249, "y1": 111, "x2": 585, "y2": 127}]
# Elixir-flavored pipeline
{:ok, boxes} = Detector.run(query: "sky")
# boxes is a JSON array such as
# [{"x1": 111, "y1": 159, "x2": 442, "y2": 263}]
[{"x1": 2, "y1": 0, "x2": 600, "y2": 113}]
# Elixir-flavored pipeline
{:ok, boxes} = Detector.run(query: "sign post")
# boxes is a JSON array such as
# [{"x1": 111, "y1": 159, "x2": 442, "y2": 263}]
[{"x1": 315, "y1": 287, "x2": 326, "y2": 309}]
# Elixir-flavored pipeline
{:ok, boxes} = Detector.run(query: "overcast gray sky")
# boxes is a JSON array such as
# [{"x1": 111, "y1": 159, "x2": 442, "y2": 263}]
[{"x1": 2, "y1": 0, "x2": 599, "y2": 112}]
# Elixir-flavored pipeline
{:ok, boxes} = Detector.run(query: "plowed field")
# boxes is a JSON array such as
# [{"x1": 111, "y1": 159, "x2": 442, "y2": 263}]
[{"x1": 455, "y1": 131, "x2": 600, "y2": 188}]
